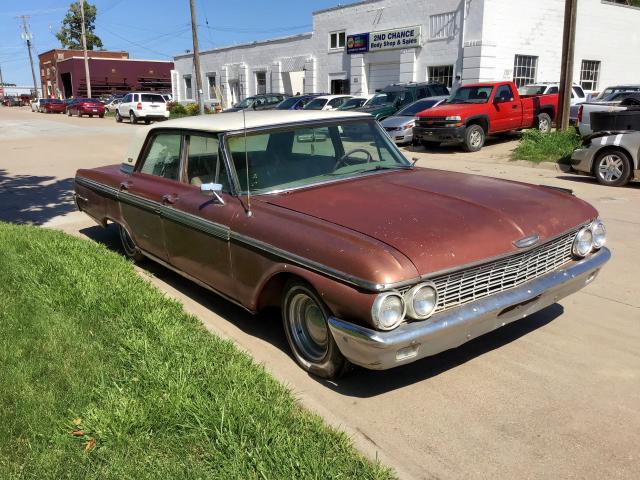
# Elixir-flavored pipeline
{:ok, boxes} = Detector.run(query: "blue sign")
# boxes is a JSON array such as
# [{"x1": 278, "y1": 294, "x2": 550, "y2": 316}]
[{"x1": 346, "y1": 33, "x2": 369, "y2": 54}]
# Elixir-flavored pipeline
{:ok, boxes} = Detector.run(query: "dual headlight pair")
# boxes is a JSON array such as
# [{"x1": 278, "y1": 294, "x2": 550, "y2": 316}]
[
  {"x1": 371, "y1": 282, "x2": 438, "y2": 331},
  {"x1": 572, "y1": 219, "x2": 606, "y2": 258}
]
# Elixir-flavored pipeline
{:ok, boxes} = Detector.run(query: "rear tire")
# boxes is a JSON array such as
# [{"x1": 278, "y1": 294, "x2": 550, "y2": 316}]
[
  {"x1": 537, "y1": 112, "x2": 552, "y2": 133},
  {"x1": 115, "y1": 111, "x2": 122, "y2": 123},
  {"x1": 129, "y1": 111, "x2": 137, "y2": 124},
  {"x1": 144, "y1": 119, "x2": 150, "y2": 125},
  {"x1": 67, "y1": 110, "x2": 72, "y2": 116},
  {"x1": 282, "y1": 279, "x2": 349, "y2": 379},
  {"x1": 462, "y1": 124, "x2": 485, "y2": 152},
  {"x1": 99, "y1": 114, "x2": 104, "y2": 118},
  {"x1": 118, "y1": 224, "x2": 145, "y2": 262},
  {"x1": 594, "y1": 149, "x2": 632, "y2": 187}
]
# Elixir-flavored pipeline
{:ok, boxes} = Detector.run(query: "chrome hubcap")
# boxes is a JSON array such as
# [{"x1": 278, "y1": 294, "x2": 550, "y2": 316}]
[
  {"x1": 539, "y1": 118, "x2": 550, "y2": 132},
  {"x1": 119, "y1": 226, "x2": 137, "y2": 256},
  {"x1": 598, "y1": 155, "x2": 623, "y2": 182},
  {"x1": 288, "y1": 292, "x2": 328, "y2": 362},
  {"x1": 470, "y1": 130, "x2": 482, "y2": 147}
]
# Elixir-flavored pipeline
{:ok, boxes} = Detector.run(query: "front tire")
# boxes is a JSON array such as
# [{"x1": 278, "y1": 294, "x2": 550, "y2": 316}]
[
  {"x1": 594, "y1": 149, "x2": 632, "y2": 187},
  {"x1": 67, "y1": 110, "x2": 72, "y2": 116},
  {"x1": 282, "y1": 280, "x2": 349, "y2": 379},
  {"x1": 118, "y1": 224, "x2": 145, "y2": 262},
  {"x1": 462, "y1": 124, "x2": 485, "y2": 152},
  {"x1": 115, "y1": 111, "x2": 122, "y2": 123},
  {"x1": 537, "y1": 112, "x2": 552, "y2": 133}
]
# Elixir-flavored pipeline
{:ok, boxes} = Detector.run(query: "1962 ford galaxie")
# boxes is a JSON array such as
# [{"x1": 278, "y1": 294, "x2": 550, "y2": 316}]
[{"x1": 75, "y1": 110, "x2": 610, "y2": 378}]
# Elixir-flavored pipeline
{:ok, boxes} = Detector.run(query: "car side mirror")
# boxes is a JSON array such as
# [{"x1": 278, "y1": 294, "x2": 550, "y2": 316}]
[{"x1": 200, "y1": 182, "x2": 225, "y2": 205}]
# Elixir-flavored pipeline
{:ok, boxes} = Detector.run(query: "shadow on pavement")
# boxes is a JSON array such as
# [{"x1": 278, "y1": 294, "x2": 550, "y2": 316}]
[
  {"x1": 0, "y1": 169, "x2": 76, "y2": 225},
  {"x1": 80, "y1": 223, "x2": 563, "y2": 397},
  {"x1": 403, "y1": 132, "x2": 521, "y2": 155},
  {"x1": 556, "y1": 174, "x2": 640, "y2": 190}
]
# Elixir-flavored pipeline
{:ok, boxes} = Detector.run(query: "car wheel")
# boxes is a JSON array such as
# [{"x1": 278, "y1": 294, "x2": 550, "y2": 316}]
[
  {"x1": 282, "y1": 279, "x2": 349, "y2": 379},
  {"x1": 537, "y1": 112, "x2": 552, "y2": 133},
  {"x1": 462, "y1": 124, "x2": 485, "y2": 152},
  {"x1": 115, "y1": 111, "x2": 122, "y2": 123},
  {"x1": 594, "y1": 149, "x2": 632, "y2": 187},
  {"x1": 129, "y1": 111, "x2": 137, "y2": 124},
  {"x1": 118, "y1": 224, "x2": 145, "y2": 262},
  {"x1": 144, "y1": 119, "x2": 150, "y2": 125},
  {"x1": 421, "y1": 140, "x2": 441, "y2": 149},
  {"x1": 99, "y1": 114, "x2": 104, "y2": 118},
  {"x1": 89, "y1": 115, "x2": 93, "y2": 118},
  {"x1": 67, "y1": 110, "x2": 72, "y2": 116}
]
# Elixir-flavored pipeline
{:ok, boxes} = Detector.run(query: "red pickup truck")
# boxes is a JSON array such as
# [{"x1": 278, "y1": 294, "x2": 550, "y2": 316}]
[{"x1": 413, "y1": 81, "x2": 558, "y2": 152}]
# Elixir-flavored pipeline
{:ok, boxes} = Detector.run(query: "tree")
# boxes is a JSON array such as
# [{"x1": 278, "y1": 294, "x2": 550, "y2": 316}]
[{"x1": 55, "y1": 1, "x2": 103, "y2": 50}]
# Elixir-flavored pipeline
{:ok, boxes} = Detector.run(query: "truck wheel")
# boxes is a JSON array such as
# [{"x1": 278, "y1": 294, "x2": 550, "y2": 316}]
[
  {"x1": 282, "y1": 279, "x2": 349, "y2": 379},
  {"x1": 463, "y1": 124, "x2": 485, "y2": 152},
  {"x1": 118, "y1": 224, "x2": 145, "y2": 262},
  {"x1": 129, "y1": 111, "x2": 137, "y2": 124},
  {"x1": 594, "y1": 149, "x2": 632, "y2": 187},
  {"x1": 537, "y1": 112, "x2": 552, "y2": 133},
  {"x1": 115, "y1": 111, "x2": 122, "y2": 123}
]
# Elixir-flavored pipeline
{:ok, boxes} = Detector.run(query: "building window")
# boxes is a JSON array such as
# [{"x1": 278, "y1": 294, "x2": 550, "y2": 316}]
[
  {"x1": 184, "y1": 75, "x2": 193, "y2": 100},
  {"x1": 605, "y1": 1, "x2": 640, "y2": 8},
  {"x1": 512, "y1": 55, "x2": 538, "y2": 88},
  {"x1": 580, "y1": 60, "x2": 600, "y2": 91},
  {"x1": 429, "y1": 12, "x2": 456, "y2": 40},
  {"x1": 255, "y1": 71, "x2": 266, "y2": 95},
  {"x1": 206, "y1": 73, "x2": 216, "y2": 98},
  {"x1": 330, "y1": 79, "x2": 349, "y2": 94},
  {"x1": 428, "y1": 65, "x2": 454, "y2": 88},
  {"x1": 329, "y1": 31, "x2": 346, "y2": 50}
]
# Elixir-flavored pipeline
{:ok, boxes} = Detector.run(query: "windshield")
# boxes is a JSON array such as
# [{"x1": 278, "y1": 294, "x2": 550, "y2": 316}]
[
  {"x1": 234, "y1": 97, "x2": 256, "y2": 109},
  {"x1": 448, "y1": 86, "x2": 493, "y2": 104},
  {"x1": 227, "y1": 120, "x2": 411, "y2": 194},
  {"x1": 596, "y1": 87, "x2": 640, "y2": 101},
  {"x1": 338, "y1": 98, "x2": 366, "y2": 110},
  {"x1": 276, "y1": 97, "x2": 303, "y2": 109},
  {"x1": 518, "y1": 85, "x2": 546, "y2": 96},
  {"x1": 396, "y1": 99, "x2": 440, "y2": 116},
  {"x1": 304, "y1": 98, "x2": 328, "y2": 110},
  {"x1": 368, "y1": 92, "x2": 400, "y2": 106}
]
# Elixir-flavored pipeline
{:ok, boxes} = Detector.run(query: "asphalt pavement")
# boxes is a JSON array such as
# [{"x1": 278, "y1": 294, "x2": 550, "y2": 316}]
[{"x1": 1, "y1": 106, "x2": 638, "y2": 479}]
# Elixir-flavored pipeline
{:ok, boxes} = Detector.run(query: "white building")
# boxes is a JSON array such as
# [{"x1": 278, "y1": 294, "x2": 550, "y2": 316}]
[{"x1": 172, "y1": 0, "x2": 640, "y2": 107}]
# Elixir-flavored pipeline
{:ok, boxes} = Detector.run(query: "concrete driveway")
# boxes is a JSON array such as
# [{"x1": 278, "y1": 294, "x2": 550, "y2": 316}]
[{"x1": 1, "y1": 106, "x2": 638, "y2": 479}]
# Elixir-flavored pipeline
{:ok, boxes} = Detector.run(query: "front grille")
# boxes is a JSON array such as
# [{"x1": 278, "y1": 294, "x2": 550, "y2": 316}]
[
  {"x1": 413, "y1": 228, "x2": 579, "y2": 314},
  {"x1": 416, "y1": 118, "x2": 451, "y2": 128}
]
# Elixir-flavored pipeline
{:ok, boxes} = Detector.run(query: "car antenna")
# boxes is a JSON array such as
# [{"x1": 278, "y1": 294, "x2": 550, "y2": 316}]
[{"x1": 242, "y1": 108, "x2": 253, "y2": 217}]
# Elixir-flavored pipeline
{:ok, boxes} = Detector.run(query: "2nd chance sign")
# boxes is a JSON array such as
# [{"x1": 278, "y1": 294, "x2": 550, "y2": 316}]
[{"x1": 369, "y1": 26, "x2": 421, "y2": 52}]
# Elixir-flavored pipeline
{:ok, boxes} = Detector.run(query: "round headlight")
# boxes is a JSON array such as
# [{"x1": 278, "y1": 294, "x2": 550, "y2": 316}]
[
  {"x1": 572, "y1": 226, "x2": 594, "y2": 258},
  {"x1": 405, "y1": 282, "x2": 438, "y2": 319},
  {"x1": 371, "y1": 292, "x2": 405, "y2": 330},
  {"x1": 591, "y1": 219, "x2": 606, "y2": 249}
]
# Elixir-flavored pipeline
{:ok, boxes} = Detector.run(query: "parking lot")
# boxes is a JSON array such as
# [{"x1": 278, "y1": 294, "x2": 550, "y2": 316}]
[{"x1": 1, "y1": 106, "x2": 639, "y2": 479}]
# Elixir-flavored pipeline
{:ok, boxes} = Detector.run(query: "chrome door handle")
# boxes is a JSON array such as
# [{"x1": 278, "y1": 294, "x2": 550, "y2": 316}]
[
  {"x1": 162, "y1": 194, "x2": 178, "y2": 205},
  {"x1": 119, "y1": 181, "x2": 132, "y2": 191}
]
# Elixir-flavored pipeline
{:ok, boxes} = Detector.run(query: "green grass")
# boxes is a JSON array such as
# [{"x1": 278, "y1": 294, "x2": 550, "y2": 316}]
[
  {"x1": 512, "y1": 129, "x2": 583, "y2": 164},
  {"x1": 0, "y1": 223, "x2": 392, "y2": 480},
  {"x1": 103, "y1": 111, "x2": 116, "y2": 118}
]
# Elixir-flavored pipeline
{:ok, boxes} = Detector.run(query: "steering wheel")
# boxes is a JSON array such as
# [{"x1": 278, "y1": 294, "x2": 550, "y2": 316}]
[{"x1": 333, "y1": 148, "x2": 373, "y2": 170}]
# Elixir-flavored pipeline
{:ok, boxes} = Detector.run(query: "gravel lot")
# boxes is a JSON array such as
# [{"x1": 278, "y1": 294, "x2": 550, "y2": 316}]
[{"x1": 1, "y1": 106, "x2": 638, "y2": 479}]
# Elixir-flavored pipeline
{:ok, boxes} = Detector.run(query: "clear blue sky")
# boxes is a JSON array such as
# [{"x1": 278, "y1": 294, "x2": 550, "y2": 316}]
[{"x1": 0, "y1": 0, "x2": 358, "y2": 86}]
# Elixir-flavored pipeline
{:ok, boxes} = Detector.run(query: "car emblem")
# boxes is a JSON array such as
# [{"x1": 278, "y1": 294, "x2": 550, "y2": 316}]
[{"x1": 514, "y1": 234, "x2": 540, "y2": 249}]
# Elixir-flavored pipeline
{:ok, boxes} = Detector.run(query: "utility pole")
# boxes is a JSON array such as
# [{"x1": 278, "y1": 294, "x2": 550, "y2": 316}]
[
  {"x1": 80, "y1": 0, "x2": 92, "y2": 98},
  {"x1": 0, "y1": 64, "x2": 4, "y2": 100},
  {"x1": 19, "y1": 16, "x2": 39, "y2": 98},
  {"x1": 557, "y1": 0, "x2": 578, "y2": 130},
  {"x1": 189, "y1": 0, "x2": 205, "y2": 114}
]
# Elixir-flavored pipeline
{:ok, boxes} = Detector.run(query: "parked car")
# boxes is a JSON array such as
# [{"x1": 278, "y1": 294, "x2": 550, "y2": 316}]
[
  {"x1": 275, "y1": 94, "x2": 321, "y2": 110},
  {"x1": 74, "y1": 110, "x2": 609, "y2": 378},
  {"x1": 575, "y1": 90, "x2": 640, "y2": 136},
  {"x1": 116, "y1": 92, "x2": 169, "y2": 124},
  {"x1": 224, "y1": 94, "x2": 289, "y2": 112},
  {"x1": 519, "y1": 82, "x2": 587, "y2": 106},
  {"x1": 104, "y1": 98, "x2": 122, "y2": 112},
  {"x1": 355, "y1": 82, "x2": 450, "y2": 121},
  {"x1": 303, "y1": 95, "x2": 353, "y2": 111},
  {"x1": 571, "y1": 85, "x2": 640, "y2": 126},
  {"x1": 413, "y1": 81, "x2": 559, "y2": 151},
  {"x1": 4, "y1": 97, "x2": 22, "y2": 107},
  {"x1": 337, "y1": 95, "x2": 375, "y2": 111},
  {"x1": 42, "y1": 99, "x2": 67, "y2": 114},
  {"x1": 381, "y1": 96, "x2": 447, "y2": 145},
  {"x1": 31, "y1": 98, "x2": 49, "y2": 112},
  {"x1": 67, "y1": 98, "x2": 106, "y2": 118},
  {"x1": 161, "y1": 93, "x2": 173, "y2": 103},
  {"x1": 571, "y1": 130, "x2": 640, "y2": 186}
]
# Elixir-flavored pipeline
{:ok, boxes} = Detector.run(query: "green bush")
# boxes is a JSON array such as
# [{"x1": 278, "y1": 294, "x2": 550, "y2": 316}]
[
  {"x1": 185, "y1": 103, "x2": 200, "y2": 116},
  {"x1": 512, "y1": 129, "x2": 583, "y2": 164},
  {"x1": 169, "y1": 103, "x2": 187, "y2": 115}
]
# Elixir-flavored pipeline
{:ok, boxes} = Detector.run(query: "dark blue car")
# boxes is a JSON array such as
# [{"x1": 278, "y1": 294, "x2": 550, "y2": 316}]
[{"x1": 275, "y1": 94, "x2": 322, "y2": 110}]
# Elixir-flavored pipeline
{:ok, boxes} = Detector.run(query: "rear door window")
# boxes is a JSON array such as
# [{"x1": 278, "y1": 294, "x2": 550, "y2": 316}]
[
  {"x1": 139, "y1": 133, "x2": 183, "y2": 181},
  {"x1": 141, "y1": 94, "x2": 165, "y2": 103}
]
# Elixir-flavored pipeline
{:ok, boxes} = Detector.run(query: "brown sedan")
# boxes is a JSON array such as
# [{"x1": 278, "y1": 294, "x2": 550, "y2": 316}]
[{"x1": 74, "y1": 111, "x2": 610, "y2": 378}]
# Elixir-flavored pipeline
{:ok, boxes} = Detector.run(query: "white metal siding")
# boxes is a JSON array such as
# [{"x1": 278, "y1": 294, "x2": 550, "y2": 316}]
[{"x1": 367, "y1": 62, "x2": 401, "y2": 92}]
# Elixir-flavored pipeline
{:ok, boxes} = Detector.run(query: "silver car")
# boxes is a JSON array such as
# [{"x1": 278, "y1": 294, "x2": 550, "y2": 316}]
[
  {"x1": 571, "y1": 130, "x2": 640, "y2": 186},
  {"x1": 381, "y1": 96, "x2": 447, "y2": 145}
]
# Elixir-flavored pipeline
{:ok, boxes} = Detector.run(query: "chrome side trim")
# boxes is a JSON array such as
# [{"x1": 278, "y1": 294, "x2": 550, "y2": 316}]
[
  {"x1": 328, "y1": 247, "x2": 611, "y2": 370},
  {"x1": 162, "y1": 206, "x2": 230, "y2": 241},
  {"x1": 75, "y1": 176, "x2": 119, "y2": 200}
]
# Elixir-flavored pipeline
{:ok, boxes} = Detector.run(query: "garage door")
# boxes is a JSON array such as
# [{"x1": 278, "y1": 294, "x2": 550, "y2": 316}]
[{"x1": 367, "y1": 62, "x2": 401, "y2": 93}]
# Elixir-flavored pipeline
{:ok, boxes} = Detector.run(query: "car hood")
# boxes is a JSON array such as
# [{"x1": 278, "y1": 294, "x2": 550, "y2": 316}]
[
  {"x1": 262, "y1": 169, "x2": 597, "y2": 276},
  {"x1": 419, "y1": 102, "x2": 488, "y2": 118},
  {"x1": 381, "y1": 115, "x2": 415, "y2": 128},
  {"x1": 357, "y1": 103, "x2": 395, "y2": 114}
]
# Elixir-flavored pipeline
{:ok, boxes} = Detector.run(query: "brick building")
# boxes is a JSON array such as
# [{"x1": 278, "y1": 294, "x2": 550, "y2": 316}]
[{"x1": 38, "y1": 49, "x2": 173, "y2": 98}]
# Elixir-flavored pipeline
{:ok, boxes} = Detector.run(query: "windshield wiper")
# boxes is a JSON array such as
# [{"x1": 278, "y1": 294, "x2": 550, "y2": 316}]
[{"x1": 353, "y1": 165, "x2": 413, "y2": 174}]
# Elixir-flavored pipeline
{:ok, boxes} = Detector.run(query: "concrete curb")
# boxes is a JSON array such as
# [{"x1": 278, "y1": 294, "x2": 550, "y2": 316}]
[{"x1": 509, "y1": 159, "x2": 573, "y2": 172}]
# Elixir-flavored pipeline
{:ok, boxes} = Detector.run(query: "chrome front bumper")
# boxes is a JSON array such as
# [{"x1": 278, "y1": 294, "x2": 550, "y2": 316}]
[{"x1": 328, "y1": 248, "x2": 611, "y2": 370}]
